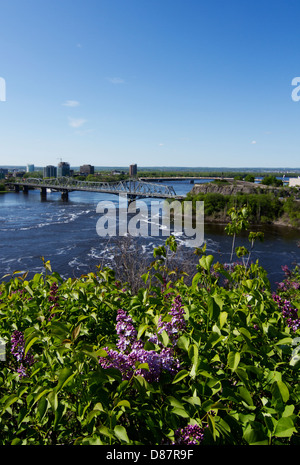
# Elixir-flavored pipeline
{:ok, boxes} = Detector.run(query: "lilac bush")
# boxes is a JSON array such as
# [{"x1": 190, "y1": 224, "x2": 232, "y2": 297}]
[{"x1": 1, "y1": 240, "x2": 299, "y2": 445}]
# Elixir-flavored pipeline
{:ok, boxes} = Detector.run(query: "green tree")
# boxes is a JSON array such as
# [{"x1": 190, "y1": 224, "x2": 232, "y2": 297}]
[
  {"x1": 224, "y1": 205, "x2": 250, "y2": 261},
  {"x1": 261, "y1": 175, "x2": 283, "y2": 187}
]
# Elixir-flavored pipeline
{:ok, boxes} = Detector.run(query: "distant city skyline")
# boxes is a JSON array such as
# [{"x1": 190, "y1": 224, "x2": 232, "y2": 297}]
[{"x1": 1, "y1": 1, "x2": 300, "y2": 168}]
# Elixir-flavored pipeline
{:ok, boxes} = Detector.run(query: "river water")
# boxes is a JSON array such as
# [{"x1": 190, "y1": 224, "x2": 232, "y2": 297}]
[{"x1": 0, "y1": 180, "x2": 299, "y2": 289}]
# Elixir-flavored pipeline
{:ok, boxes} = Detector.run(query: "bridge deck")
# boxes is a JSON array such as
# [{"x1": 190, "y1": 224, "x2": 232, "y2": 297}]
[{"x1": 13, "y1": 177, "x2": 184, "y2": 200}]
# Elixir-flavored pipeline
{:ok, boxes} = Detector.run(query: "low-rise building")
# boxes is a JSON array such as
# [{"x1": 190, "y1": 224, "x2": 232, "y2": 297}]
[
  {"x1": 80, "y1": 164, "x2": 94, "y2": 175},
  {"x1": 289, "y1": 177, "x2": 300, "y2": 187}
]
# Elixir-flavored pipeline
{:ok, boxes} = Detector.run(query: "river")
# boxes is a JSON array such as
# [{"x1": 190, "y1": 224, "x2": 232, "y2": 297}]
[{"x1": 0, "y1": 179, "x2": 299, "y2": 289}]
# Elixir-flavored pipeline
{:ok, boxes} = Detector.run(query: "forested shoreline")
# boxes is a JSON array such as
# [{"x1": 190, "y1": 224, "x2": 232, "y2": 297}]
[{"x1": 185, "y1": 180, "x2": 300, "y2": 229}]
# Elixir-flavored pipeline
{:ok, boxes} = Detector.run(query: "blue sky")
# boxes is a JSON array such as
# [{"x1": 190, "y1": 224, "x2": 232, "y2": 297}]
[{"x1": 1, "y1": 0, "x2": 300, "y2": 169}]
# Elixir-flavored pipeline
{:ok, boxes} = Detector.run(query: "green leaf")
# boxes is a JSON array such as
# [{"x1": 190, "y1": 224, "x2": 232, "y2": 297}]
[
  {"x1": 55, "y1": 367, "x2": 75, "y2": 392},
  {"x1": 200, "y1": 254, "x2": 214, "y2": 271},
  {"x1": 24, "y1": 284, "x2": 34, "y2": 297},
  {"x1": 207, "y1": 296, "x2": 220, "y2": 320},
  {"x1": 167, "y1": 396, "x2": 184, "y2": 409},
  {"x1": 219, "y1": 311, "x2": 228, "y2": 328},
  {"x1": 207, "y1": 412, "x2": 216, "y2": 441},
  {"x1": 47, "y1": 391, "x2": 58, "y2": 412},
  {"x1": 172, "y1": 369, "x2": 189, "y2": 384},
  {"x1": 32, "y1": 388, "x2": 50, "y2": 408},
  {"x1": 274, "y1": 417, "x2": 296, "y2": 438},
  {"x1": 238, "y1": 387, "x2": 253, "y2": 406},
  {"x1": 188, "y1": 343, "x2": 199, "y2": 378},
  {"x1": 272, "y1": 380, "x2": 290, "y2": 404},
  {"x1": 116, "y1": 400, "x2": 131, "y2": 409},
  {"x1": 191, "y1": 272, "x2": 202, "y2": 290},
  {"x1": 114, "y1": 425, "x2": 130, "y2": 443},
  {"x1": 1, "y1": 394, "x2": 19, "y2": 413},
  {"x1": 177, "y1": 335, "x2": 190, "y2": 352},
  {"x1": 96, "y1": 348, "x2": 108, "y2": 358},
  {"x1": 227, "y1": 351, "x2": 240, "y2": 372},
  {"x1": 171, "y1": 407, "x2": 189, "y2": 418},
  {"x1": 137, "y1": 323, "x2": 149, "y2": 340},
  {"x1": 53, "y1": 402, "x2": 65, "y2": 430},
  {"x1": 141, "y1": 271, "x2": 149, "y2": 284},
  {"x1": 137, "y1": 362, "x2": 149, "y2": 371},
  {"x1": 24, "y1": 333, "x2": 39, "y2": 356},
  {"x1": 37, "y1": 396, "x2": 48, "y2": 421},
  {"x1": 160, "y1": 329, "x2": 169, "y2": 347}
]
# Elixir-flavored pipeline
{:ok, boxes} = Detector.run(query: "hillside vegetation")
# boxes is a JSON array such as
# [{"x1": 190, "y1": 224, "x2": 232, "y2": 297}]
[{"x1": 186, "y1": 180, "x2": 300, "y2": 228}]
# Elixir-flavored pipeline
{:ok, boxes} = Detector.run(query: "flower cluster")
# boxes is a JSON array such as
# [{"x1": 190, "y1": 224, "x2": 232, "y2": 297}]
[
  {"x1": 11, "y1": 288, "x2": 27, "y2": 295},
  {"x1": 99, "y1": 299, "x2": 184, "y2": 382},
  {"x1": 48, "y1": 282, "x2": 59, "y2": 319},
  {"x1": 277, "y1": 265, "x2": 300, "y2": 292},
  {"x1": 273, "y1": 294, "x2": 300, "y2": 332},
  {"x1": 174, "y1": 424, "x2": 205, "y2": 445},
  {"x1": 282, "y1": 265, "x2": 291, "y2": 277},
  {"x1": 115, "y1": 309, "x2": 143, "y2": 352},
  {"x1": 150, "y1": 295, "x2": 186, "y2": 346},
  {"x1": 11, "y1": 330, "x2": 34, "y2": 378}
]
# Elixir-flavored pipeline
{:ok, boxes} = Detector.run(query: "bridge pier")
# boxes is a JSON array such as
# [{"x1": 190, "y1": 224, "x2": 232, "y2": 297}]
[
  {"x1": 14, "y1": 184, "x2": 20, "y2": 193},
  {"x1": 40, "y1": 187, "x2": 47, "y2": 199},
  {"x1": 23, "y1": 185, "x2": 28, "y2": 194},
  {"x1": 61, "y1": 190, "x2": 69, "y2": 201}
]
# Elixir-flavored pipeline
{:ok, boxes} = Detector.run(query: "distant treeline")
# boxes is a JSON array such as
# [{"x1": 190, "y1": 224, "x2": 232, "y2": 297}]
[{"x1": 137, "y1": 170, "x2": 299, "y2": 178}]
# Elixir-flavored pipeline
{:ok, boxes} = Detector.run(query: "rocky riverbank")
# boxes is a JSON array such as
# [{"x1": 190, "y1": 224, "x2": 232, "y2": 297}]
[{"x1": 190, "y1": 180, "x2": 292, "y2": 196}]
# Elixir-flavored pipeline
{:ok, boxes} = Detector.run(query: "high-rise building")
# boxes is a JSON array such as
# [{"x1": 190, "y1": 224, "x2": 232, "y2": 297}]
[
  {"x1": 57, "y1": 162, "x2": 70, "y2": 177},
  {"x1": 0, "y1": 168, "x2": 8, "y2": 179},
  {"x1": 27, "y1": 164, "x2": 34, "y2": 173},
  {"x1": 129, "y1": 164, "x2": 137, "y2": 176},
  {"x1": 80, "y1": 164, "x2": 94, "y2": 175},
  {"x1": 43, "y1": 165, "x2": 57, "y2": 178}
]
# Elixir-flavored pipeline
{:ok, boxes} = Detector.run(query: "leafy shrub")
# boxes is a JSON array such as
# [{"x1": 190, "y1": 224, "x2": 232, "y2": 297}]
[{"x1": 0, "y1": 241, "x2": 299, "y2": 445}]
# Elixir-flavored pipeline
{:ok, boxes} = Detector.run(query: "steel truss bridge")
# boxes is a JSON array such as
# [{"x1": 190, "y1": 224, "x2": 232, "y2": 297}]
[{"x1": 13, "y1": 177, "x2": 184, "y2": 201}]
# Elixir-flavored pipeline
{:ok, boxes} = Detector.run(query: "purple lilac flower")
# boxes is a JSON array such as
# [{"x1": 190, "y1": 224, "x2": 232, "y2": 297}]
[
  {"x1": 160, "y1": 347, "x2": 181, "y2": 375},
  {"x1": 11, "y1": 331, "x2": 25, "y2": 362},
  {"x1": 272, "y1": 294, "x2": 300, "y2": 332},
  {"x1": 17, "y1": 364, "x2": 28, "y2": 379},
  {"x1": 282, "y1": 265, "x2": 291, "y2": 277},
  {"x1": 100, "y1": 348, "x2": 134, "y2": 379},
  {"x1": 174, "y1": 424, "x2": 205, "y2": 445},
  {"x1": 115, "y1": 309, "x2": 143, "y2": 352},
  {"x1": 48, "y1": 282, "x2": 59, "y2": 319},
  {"x1": 150, "y1": 295, "x2": 186, "y2": 346},
  {"x1": 128, "y1": 348, "x2": 162, "y2": 382},
  {"x1": 98, "y1": 308, "x2": 181, "y2": 382},
  {"x1": 11, "y1": 330, "x2": 34, "y2": 378}
]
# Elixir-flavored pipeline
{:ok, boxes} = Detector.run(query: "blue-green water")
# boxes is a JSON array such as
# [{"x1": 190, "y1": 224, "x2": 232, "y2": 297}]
[{"x1": 0, "y1": 179, "x2": 299, "y2": 288}]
